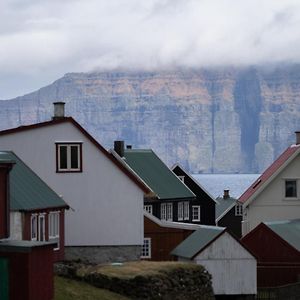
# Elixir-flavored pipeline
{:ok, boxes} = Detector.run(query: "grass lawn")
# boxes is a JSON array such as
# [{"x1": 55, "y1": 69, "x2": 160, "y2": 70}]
[{"x1": 54, "y1": 276, "x2": 130, "y2": 300}]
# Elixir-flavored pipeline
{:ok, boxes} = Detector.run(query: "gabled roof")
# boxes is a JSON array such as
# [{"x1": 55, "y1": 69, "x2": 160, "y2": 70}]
[
  {"x1": 239, "y1": 144, "x2": 300, "y2": 205},
  {"x1": 0, "y1": 151, "x2": 68, "y2": 211},
  {"x1": 171, "y1": 226, "x2": 225, "y2": 259},
  {"x1": 215, "y1": 196, "x2": 237, "y2": 221},
  {"x1": 264, "y1": 219, "x2": 300, "y2": 252},
  {"x1": 0, "y1": 117, "x2": 150, "y2": 194},
  {"x1": 123, "y1": 149, "x2": 195, "y2": 200},
  {"x1": 171, "y1": 163, "x2": 217, "y2": 203}
]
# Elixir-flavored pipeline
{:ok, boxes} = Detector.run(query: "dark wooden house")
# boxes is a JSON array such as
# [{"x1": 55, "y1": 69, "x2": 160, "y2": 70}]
[
  {"x1": 215, "y1": 190, "x2": 242, "y2": 238},
  {"x1": 112, "y1": 142, "x2": 196, "y2": 223},
  {"x1": 241, "y1": 219, "x2": 300, "y2": 287},
  {"x1": 172, "y1": 164, "x2": 216, "y2": 225},
  {"x1": 143, "y1": 211, "x2": 201, "y2": 261}
]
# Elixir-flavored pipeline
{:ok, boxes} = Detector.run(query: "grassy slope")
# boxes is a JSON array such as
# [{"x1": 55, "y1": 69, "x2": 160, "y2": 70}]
[{"x1": 54, "y1": 276, "x2": 130, "y2": 300}]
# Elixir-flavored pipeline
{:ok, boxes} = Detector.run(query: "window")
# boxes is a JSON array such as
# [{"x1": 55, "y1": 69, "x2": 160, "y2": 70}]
[
  {"x1": 56, "y1": 143, "x2": 82, "y2": 172},
  {"x1": 38, "y1": 214, "x2": 46, "y2": 242},
  {"x1": 235, "y1": 204, "x2": 243, "y2": 216},
  {"x1": 144, "y1": 205, "x2": 153, "y2": 214},
  {"x1": 141, "y1": 238, "x2": 151, "y2": 258},
  {"x1": 285, "y1": 180, "x2": 297, "y2": 198},
  {"x1": 31, "y1": 214, "x2": 38, "y2": 241},
  {"x1": 192, "y1": 206, "x2": 201, "y2": 221},
  {"x1": 49, "y1": 212, "x2": 60, "y2": 250},
  {"x1": 178, "y1": 202, "x2": 184, "y2": 220},
  {"x1": 184, "y1": 202, "x2": 189, "y2": 220},
  {"x1": 161, "y1": 203, "x2": 173, "y2": 221}
]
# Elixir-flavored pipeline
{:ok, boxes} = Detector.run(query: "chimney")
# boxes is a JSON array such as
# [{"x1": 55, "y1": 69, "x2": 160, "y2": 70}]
[
  {"x1": 126, "y1": 145, "x2": 132, "y2": 149},
  {"x1": 53, "y1": 102, "x2": 65, "y2": 120},
  {"x1": 223, "y1": 189, "x2": 230, "y2": 199},
  {"x1": 114, "y1": 141, "x2": 125, "y2": 157},
  {"x1": 295, "y1": 131, "x2": 300, "y2": 145}
]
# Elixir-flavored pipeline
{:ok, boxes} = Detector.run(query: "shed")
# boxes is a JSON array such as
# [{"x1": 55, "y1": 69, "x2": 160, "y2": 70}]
[
  {"x1": 241, "y1": 219, "x2": 300, "y2": 287},
  {"x1": 171, "y1": 227, "x2": 257, "y2": 297}
]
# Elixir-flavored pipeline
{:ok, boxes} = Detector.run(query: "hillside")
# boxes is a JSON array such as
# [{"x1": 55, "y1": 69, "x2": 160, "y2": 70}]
[{"x1": 1, "y1": 65, "x2": 300, "y2": 173}]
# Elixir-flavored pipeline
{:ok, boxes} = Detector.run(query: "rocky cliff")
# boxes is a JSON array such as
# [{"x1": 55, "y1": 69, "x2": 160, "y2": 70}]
[{"x1": 1, "y1": 65, "x2": 300, "y2": 173}]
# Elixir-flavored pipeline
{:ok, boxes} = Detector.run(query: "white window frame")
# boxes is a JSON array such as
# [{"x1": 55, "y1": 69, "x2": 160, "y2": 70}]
[
  {"x1": 161, "y1": 203, "x2": 167, "y2": 220},
  {"x1": 166, "y1": 203, "x2": 173, "y2": 221},
  {"x1": 235, "y1": 204, "x2": 243, "y2": 216},
  {"x1": 192, "y1": 206, "x2": 201, "y2": 221},
  {"x1": 184, "y1": 202, "x2": 189, "y2": 220},
  {"x1": 141, "y1": 238, "x2": 151, "y2": 259},
  {"x1": 49, "y1": 211, "x2": 60, "y2": 250},
  {"x1": 178, "y1": 202, "x2": 184, "y2": 221},
  {"x1": 284, "y1": 179, "x2": 298, "y2": 199},
  {"x1": 38, "y1": 214, "x2": 46, "y2": 242},
  {"x1": 30, "y1": 214, "x2": 38, "y2": 241},
  {"x1": 57, "y1": 143, "x2": 81, "y2": 172},
  {"x1": 144, "y1": 205, "x2": 153, "y2": 215}
]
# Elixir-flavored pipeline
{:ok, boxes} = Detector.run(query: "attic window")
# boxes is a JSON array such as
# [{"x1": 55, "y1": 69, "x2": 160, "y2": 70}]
[
  {"x1": 56, "y1": 143, "x2": 82, "y2": 172},
  {"x1": 285, "y1": 180, "x2": 297, "y2": 198}
]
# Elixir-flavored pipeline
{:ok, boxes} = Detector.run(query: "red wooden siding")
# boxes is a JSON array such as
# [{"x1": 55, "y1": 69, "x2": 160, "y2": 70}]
[
  {"x1": 23, "y1": 209, "x2": 66, "y2": 261},
  {"x1": 144, "y1": 216, "x2": 195, "y2": 261},
  {"x1": 0, "y1": 243, "x2": 54, "y2": 300},
  {"x1": 241, "y1": 223, "x2": 300, "y2": 287}
]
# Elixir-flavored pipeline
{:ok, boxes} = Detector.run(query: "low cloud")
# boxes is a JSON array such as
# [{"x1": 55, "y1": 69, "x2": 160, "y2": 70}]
[{"x1": 1, "y1": 0, "x2": 300, "y2": 98}]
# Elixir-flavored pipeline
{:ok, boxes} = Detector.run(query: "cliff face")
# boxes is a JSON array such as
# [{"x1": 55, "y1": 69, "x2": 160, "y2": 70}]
[{"x1": 1, "y1": 66, "x2": 300, "y2": 173}]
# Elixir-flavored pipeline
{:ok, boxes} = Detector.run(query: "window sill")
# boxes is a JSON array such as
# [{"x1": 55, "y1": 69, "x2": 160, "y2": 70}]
[
  {"x1": 283, "y1": 197, "x2": 300, "y2": 201},
  {"x1": 56, "y1": 170, "x2": 82, "y2": 173}
]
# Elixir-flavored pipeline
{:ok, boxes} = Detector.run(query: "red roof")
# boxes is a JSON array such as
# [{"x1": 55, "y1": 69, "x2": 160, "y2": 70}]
[
  {"x1": 239, "y1": 144, "x2": 300, "y2": 204},
  {"x1": 0, "y1": 117, "x2": 150, "y2": 193}
]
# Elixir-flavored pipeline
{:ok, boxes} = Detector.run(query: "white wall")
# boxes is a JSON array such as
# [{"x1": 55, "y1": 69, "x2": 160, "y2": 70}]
[
  {"x1": 194, "y1": 232, "x2": 256, "y2": 295},
  {"x1": 0, "y1": 122, "x2": 144, "y2": 246},
  {"x1": 243, "y1": 154, "x2": 300, "y2": 235}
]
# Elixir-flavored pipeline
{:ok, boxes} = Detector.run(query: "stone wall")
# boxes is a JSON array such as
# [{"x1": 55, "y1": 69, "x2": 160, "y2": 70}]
[{"x1": 65, "y1": 245, "x2": 141, "y2": 263}]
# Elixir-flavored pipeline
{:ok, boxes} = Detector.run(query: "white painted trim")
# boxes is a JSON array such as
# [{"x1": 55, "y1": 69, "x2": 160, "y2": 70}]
[
  {"x1": 192, "y1": 205, "x2": 201, "y2": 221},
  {"x1": 38, "y1": 214, "x2": 46, "y2": 242},
  {"x1": 30, "y1": 214, "x2": 38, "y2": 241},
  {"x1": 57, "y1": 143, "x2": 81, "y2": 171},
  {"x1": 141, "y1": 237, "x2": 151, "y2": 258}
]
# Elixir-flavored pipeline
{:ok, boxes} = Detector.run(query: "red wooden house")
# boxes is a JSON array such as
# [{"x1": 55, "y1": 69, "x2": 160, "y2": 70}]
[{"x1": 241, "y1": 219, "x2": 300, "y2": 287}]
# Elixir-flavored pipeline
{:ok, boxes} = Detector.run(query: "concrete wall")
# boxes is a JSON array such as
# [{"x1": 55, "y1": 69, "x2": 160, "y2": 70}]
[
  {"x1": 194, "y1": 232, "x2": 256, "y2": 295},
  {"x1": 243, "y1": 154, "x2": 300, "y2": 235},
  {"x1": 9, "y1": 212, "x2": 22, "y2": 240},
  {"x1": 0, "y1": 121, "x2": 144, "y2": 247}
]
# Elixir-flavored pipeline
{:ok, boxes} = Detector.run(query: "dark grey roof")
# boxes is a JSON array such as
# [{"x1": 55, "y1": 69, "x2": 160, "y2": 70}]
[
  {"x1": 215, "y1": 196, "x2": 237, "y2": 219},
  {"x1": 171, "y1": 226, "x2": 225, "y2": 259},
  {"x1": 264, "y1": 219, "x2": 300, "y2": 252},
  {"x1": 0, "y1": 151, "x2": 68, "y2": 211}
]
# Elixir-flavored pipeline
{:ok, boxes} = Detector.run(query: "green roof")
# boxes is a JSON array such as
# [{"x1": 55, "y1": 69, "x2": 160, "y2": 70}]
[
  {"x1": 171, "y1": 226, "x2": 225, "y2": 259},
  {"x1": 0, "y1": 151, "x2": 68, "y2": 211},
  {"x1": 123, "y1": 149, "x2": 195, "y2": 200},
  {"x1": 265, "y1": 219, "x2": 300, "y2": 252}
]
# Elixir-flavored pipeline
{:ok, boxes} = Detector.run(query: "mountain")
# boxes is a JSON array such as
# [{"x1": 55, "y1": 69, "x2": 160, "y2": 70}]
[{"x1": 1, "y1": 66, "x2": 300, "y2": 173}]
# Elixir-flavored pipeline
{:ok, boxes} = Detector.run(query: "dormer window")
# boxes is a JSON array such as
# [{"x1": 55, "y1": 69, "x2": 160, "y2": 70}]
[{"x1": 56, "y1": 143, "x2": 82, "y2": 172}]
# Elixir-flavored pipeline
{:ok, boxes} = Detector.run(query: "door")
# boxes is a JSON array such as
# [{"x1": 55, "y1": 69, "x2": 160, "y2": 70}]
[{"x1": 0, "y1": 257, "x2": 9, "y2": 300}]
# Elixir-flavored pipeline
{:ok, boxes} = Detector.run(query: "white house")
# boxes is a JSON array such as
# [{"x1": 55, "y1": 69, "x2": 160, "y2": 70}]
[
  {"x1": 0, "y1": 102, "x2": 149, "y2": 262},
  {"x1": 239, "y1": 132, "x2": 300, "y2": 236},
  {"x1": 171, "y1": 227, "x2": 257, "y2": 297}
]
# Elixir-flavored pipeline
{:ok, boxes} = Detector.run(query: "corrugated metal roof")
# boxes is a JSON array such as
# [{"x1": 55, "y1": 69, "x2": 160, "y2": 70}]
[
  {"x1": 123, "y1": 149, "x2": 195, "y2": 200},
  {"x1": 215, "y1": 196, "x2": 237, "y2": 219},
  {"x1": 171, "y1": 226, "x2": 225, "y2": 259},
  {"x1": 239, "y1": 145, "x2": 300, "y2": 204},
  {"x1": 0, "y1": 151, "x2": 68, "y2": 211},
  {"x1": 265, "y1": 219, "x2": 300, "y2": 252}
]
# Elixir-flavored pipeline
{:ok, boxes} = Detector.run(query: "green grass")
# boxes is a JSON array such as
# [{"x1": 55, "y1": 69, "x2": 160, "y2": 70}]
[{"x1": 54, "y1": 276, "x2": 130, "y2": 300}]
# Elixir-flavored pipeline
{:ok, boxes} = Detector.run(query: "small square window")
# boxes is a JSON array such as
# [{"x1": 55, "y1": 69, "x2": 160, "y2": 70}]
[
  {"x1": 285, "y1": 180, "x2": 297, "y2": 198},
  {"x1": 144, "y1": 205, "x2": 153, "y2": 214},
  {"x1": 235, "y1": 204, "x2": 243, "y2": 216},
  {"x1": 56, "y1": 143, "x2": 82, "y2": 172}
]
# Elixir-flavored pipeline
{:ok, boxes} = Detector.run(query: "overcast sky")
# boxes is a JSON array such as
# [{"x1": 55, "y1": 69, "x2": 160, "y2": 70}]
[{"x1": 1, "y1": 0, "x2": 300, "y2": 99}]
